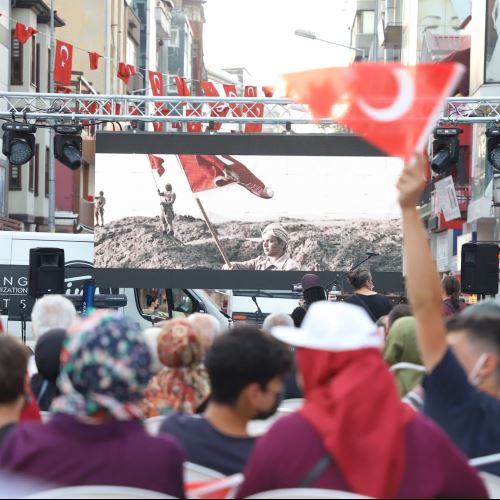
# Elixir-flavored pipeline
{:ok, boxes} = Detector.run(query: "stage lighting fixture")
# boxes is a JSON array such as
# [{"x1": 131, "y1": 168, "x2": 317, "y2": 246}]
[
  {"x1": 487, "y1": 128, "x2": 500, "y2": 173},
  {"x1": 1, "y1": 123, "x2": 37, "y2": 166},
  {"x1": 54, "y1": 124, "x2": 84, "y2": 171},
  {"x1": 430, "y1": 127, "x2": 462, "y2": 175}
]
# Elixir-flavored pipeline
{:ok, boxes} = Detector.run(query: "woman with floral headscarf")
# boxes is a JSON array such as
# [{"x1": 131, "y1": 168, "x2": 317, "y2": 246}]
[
  {"x1": 141, "y1": 318, "x2": 210, "y2": 417},
  {"x1": 0, "y1": 311, "x2": 185, "y2": 498}
]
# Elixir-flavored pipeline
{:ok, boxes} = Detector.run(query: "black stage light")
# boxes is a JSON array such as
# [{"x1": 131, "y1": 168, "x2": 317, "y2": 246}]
[
  {"x1": 2, "y1": 122, "x2": 37, "y2": 166},
  {"x1": 54, "y1": 124, "x2": 84, "y2": 171},
  {"x1": 487, "y1": 128, "x2": 500, "y2": 173},
  {"x1": 430, "y1": 127, "x2": 462, "y2": 175}
]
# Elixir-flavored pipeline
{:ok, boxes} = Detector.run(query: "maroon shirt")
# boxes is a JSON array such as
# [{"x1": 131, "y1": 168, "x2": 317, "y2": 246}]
[
  {"x1": 238, "y1": 413, "x2": 488, "y2": 499},
  {"x1": 0, "y1": 415, "x2": 186, "y2": 498}
]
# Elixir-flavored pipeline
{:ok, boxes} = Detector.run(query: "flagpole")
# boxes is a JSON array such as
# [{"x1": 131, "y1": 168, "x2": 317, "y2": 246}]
[
  {"x1": 48, "y1": 0, "x2": 56, "y2": 233},
  {"x1": 173, "y1": 155, "x2": 231, "y2": 267},
  {"x1": 195, "y1": 197, "x2": 231, "y2": 268}
]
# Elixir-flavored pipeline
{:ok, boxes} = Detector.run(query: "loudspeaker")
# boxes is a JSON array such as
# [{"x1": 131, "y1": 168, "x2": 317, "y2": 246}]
[
  {"x1": 28, "y1": 248, "x2": 65, "y2": 298},
  {"x1": 461, "y1": 243, "x2": 499, "y2": 295}
]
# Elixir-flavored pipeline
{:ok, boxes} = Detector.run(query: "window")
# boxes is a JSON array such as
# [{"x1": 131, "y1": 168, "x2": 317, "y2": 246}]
[
  {"x1": 169, "y1": 27, "x2": 179, "y2": 48},
  {"x1": 11, "y1": 31, "x2": 23, "y2": 85},
  {"x1": 9, "y1": 164, "x2": 22, "y2": 191},
  {"x1": 357, "y1": 10, "x2": 375, "y2": 34},
  {"x1": 34, "y1": 144, "x2": 39, "y2": 197},
  {"x1": 137, "y1": 288, "x2": 171, "y2": 323},
  {"x1": 31, "y1": 38, "x2": 36, "y2": 87},
  {"x1": 45, "y1": 146, "x2": 49, "y2": 198},
  {"x1": 35, "y1": 44, "x2": 41, "y2": 91},
  {"x1": 172, "y1": 289, "x2": 195, "y2": 317},
  {"x1": 29, "y1": 156, "x2": 34, "y2": 192}
]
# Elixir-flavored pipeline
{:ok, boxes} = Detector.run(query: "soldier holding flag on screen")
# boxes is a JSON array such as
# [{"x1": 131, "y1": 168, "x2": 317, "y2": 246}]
[{"x1": 158, "y1": 183, "x2": 177, "y2": 236}]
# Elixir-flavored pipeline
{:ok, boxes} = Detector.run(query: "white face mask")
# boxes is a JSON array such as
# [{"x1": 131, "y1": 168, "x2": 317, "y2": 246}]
[{"x1": 468, "y1": 353, "x2": 489, "y2": 387}]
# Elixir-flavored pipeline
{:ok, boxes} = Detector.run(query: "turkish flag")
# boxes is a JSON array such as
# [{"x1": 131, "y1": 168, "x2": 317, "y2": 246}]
[
  {"x1": 117, "y1": 63, "x2": 132, "y2": 84},
  {"x1": 148, "y1": 154, "x2": 165, "y2": 177},
  {"x1": 283, "y1": 63, "x2": 465, "y2": 160},
  {"x1": 223, "y1": 84, "x2": 242, "y2": 118},
  {"x1": 128, "y1": 65, "x2": 137, "y2": 76},
  {"x1": 149, "y1": 71, "x2": 164, "y2": 96},
  {"x1": 201, "y1": 81, "x2": 229, "y2": 131},
  {"x1": 14, "y1": 23, "x2": 38, "y2": 44},
  {"x1": 54, "y1": 40, "x2": 74, "y2": 86},
  {"x1": 244, "y1": 86, "x2": 264, "y2": 133},
  {"x1": 175, "y1": 76, "x2": 191, "y2": 97},
  {"x1": 89, "y1": 52, "x2": 102, "y2": 70},
  {"x1": 262, "y1": 86, "x2": 276, "y2": 98},
  {"x1": 177, "y1": 154, "x2": 273, "y2": 199}
]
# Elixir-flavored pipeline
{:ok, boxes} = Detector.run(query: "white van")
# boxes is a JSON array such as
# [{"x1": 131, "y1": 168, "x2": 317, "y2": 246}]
[{"x1": 0, "y1": 231, "x2": 230, "y2": 343}]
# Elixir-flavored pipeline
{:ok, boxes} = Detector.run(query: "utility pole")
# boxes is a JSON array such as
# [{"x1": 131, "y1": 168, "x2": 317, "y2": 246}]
[{"x1": 48, "y1": 0, "x2": 56, "y2": 233}]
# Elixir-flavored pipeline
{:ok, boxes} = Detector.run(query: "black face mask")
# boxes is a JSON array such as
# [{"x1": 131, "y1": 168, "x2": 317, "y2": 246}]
[{"x1": 253, "y1": 387, "x2": 284, "y2": 421}]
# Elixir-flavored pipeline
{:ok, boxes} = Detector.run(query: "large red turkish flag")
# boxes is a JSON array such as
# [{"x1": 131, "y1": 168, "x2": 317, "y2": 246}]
[
  {"x1": 283, "y1": 63, "x2": 464, "y2": 160},
  {"x1": 177, "y1": 155, "x2": 273, "y2": 199},
  {"x1": 14, "y1": 23, "x2": 38, "y2": 44},
  {"x1": 54, "y1": 40, "x2": 73, "y2": 86}
]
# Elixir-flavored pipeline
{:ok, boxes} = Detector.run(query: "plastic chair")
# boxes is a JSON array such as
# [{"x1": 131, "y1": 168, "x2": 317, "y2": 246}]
[
  {"x1": 143, "y1": 416, "x2": 167, "y2": 436},
  {"x1": 480, "y1": 472, "x2": 500, "y2": 499},
  {"x1": 184, "y1": 462, "x2": 225, "y2": 483},
  {"x1": 39, "y1": 411, "x2": 52, "y2": 423},
  {"x1": 244, "y1": 488, "x2": 371, "y2": 499},
  {"x1": 22, "y1": 485, "x2": 177, "y2": 499},
  {"x1": 389, "y1": 363, "x2": 427, "y2": 373}
]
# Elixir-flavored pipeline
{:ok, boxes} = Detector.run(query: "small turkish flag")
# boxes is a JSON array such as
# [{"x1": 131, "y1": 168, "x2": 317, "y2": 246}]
[
  {"x1": 117, "y1": 63, "x2": 132, "y2": 84},
  {"x1": 54, "y1": 40, "x2": 74, "y2": 86},
  {"x1": 148, "y1": 71, "x2": 164, "y2": 96},
  {"x1": 201, "y1": 81, "x2": 228, "y2": 131},
  {"x1": 262, "y1": 86, "x2": 276, "y2": 98},
  {"x1": 89, "y1": 52, "x2": 102, "y2": 71},
  {"x1": 148, "y1": 154, "x2": 165, "y2": 177},
  {"x1": 175, "y1": 76, "x2": 191, "y2": 97},
  {"x1": 14, "y1": 22, "x2": 38, "y2": 44},
  {"x1": 223, "y1": 84, "x2": 242, "y2": 117},
  {"x1": 244, "y1": 86, "x2": 264, "y2": 133},
  {"x1": 128, "y1": 65, "x2": 137, "y2": 76},
  {"x1": 284, "y1": 63, "x2": 465, "y2": 160}
]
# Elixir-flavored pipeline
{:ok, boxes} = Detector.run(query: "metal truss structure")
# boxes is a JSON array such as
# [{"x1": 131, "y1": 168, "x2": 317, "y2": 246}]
[{"x1": 0, "y1": 92, "x2": 499, "y2": 128}]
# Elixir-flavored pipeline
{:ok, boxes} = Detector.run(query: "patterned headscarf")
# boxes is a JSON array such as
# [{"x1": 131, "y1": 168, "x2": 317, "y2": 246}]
[
  {"x1": 262, "y1": 223, "x2": 290, "y2": 247},
  {"x1": 141, "y1": 319, "x2": 210, "y2": 417},
  {"x1": 51, "y1": 311, "x2": 152, "y2": 421}
]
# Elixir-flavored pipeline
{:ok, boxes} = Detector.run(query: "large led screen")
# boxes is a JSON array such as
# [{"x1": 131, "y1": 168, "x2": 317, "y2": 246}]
[{"x1": 95, "y1": 133, "x2": 403, "y2": 289}]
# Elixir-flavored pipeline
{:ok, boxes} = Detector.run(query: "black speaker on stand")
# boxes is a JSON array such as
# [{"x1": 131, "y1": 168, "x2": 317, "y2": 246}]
[
  {"x1": 461, "y1": 243, "x2": 499, "y2": 296},
  {"x1": 28, "y1": 248, "x2": 65, "y2": 299}
]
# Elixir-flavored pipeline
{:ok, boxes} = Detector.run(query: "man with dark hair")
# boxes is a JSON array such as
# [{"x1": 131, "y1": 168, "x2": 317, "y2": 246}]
[
  {"x1": 387, "y1": 304, "x2": 413, "y2": 333},
  {"x1": 160, "y1": 327, "x2": 293, "y2": 475},
  {"x1": 0, "y1": 337, "x2": 29, "y2": 447},
  {"x1": 398, "y1": 156, "x2": 500, "y2": 475}
]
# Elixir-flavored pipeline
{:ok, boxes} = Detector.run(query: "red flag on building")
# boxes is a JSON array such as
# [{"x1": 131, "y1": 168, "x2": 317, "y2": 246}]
[
  {"x1": 283, "y1": 63, "x2": 465, "y2": 160},
  {"x1": 148, "y1": 154, "x2": 165, "y2": 177},
  {"x1": 14, "y1": 22, "x2": 38, "y2": 44},
  {"x1": 54, "y1": 40, "x2": 74, "y2": 86},
  {"x1": 244, "y1": 86, "x2": 264, "y2": 133},
  {"x1": 88, "y1": 52, "x2": 102, "y2": 70},
  {"x1": 177, "y1": 155, "x2": 273, "y2": 199},
  {"x1": 201, "y1": 81, "x2": 229, "y2": 131},
  {"x1": 223, "y1": 84, "x2": 242, "y2": 117},
  {"x1": 128, "y1": 65, "x2": 137, "y2": 76},
  {"x1": 117, "y1": 63, "x2": 132, "y2": 84},
  {"x1": 149, "y1": 71, "x2": 164, "y2": 96},
  {"x1": 175, "y1": 76, "x2": 191, "y2": 97},
  {"x1": 262, "y1": 86, "x2": 276, "y2": 98}
]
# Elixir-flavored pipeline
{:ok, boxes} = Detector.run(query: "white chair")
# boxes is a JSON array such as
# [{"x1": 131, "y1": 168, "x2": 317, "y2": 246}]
[
  {"x1": 187, "y1": 473, "x2": 244, "y2": 500},
  {"x1": 389, "y1": 363, "x2": 427, "y2": 374},
  {"x1": 278, "y1": 399, "x2": 304, "y2": 413},
  {"x1": 22, "y1": 485, "x2": 177, "y2": 499},
  {"x1": 244, "y1": 488, "x2": 371, "y2": 499},
  {"x1": 184, "y1": 462, "x2": 225, "y2": 483},
  {"x1": 480, "y1": 473, "x2": 500, "y2": 499},
  {"x1": 143, "y1": 416, "x2": 167, "y2": 436},
  {"x1": 39, "y1": 411, "x2": 52, "y2": 423}
]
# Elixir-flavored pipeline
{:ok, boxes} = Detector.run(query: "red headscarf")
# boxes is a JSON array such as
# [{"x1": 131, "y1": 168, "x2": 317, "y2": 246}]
[{"x1": 298, "y1": 348, "x2": 416, "y2": 499}]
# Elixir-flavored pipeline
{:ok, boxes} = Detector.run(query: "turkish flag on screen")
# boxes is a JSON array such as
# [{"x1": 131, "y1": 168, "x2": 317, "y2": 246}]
[
  {"x1": 54, "y1": 40, "x2": 74, "y2": 85},
  {"x1": 283, "y1": 63, "x2": 464, "y2": 160},
  {"x1": 177, "y1": 155, "x2": 273, "y2": 199},
  {"x1": 14, "y1": 23, "x2": 38, "y2": 44},
  {"x1": 148, "y1": 154, "x2": 165, "y2": 177}
]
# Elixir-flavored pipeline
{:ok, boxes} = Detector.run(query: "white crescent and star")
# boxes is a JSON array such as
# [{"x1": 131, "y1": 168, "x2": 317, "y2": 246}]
[
  {"x1": 153, "y1": 74, "x2": 162, "y2": 94},
  {"x1": 356, "y1": 68, "x2": 415, "y2": 122},
  {"x1": 60, "y1": 45, "x2": 70, "y2": 68}
]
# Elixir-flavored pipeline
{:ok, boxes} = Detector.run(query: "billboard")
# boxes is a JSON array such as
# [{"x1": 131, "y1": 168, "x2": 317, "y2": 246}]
[{"x1": 95, "y1": 133, "x2": 404, "y2": 289}]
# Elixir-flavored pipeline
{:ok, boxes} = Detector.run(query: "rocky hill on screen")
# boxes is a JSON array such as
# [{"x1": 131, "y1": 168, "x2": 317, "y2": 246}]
[{"x1": 94, "y1": 215, "x2": 402, "y2": 272}]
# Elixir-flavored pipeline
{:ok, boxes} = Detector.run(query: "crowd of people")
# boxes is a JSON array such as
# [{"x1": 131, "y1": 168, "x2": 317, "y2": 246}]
[{"x1": 0, "y1": 157, "x2": 499, "y2": 498}]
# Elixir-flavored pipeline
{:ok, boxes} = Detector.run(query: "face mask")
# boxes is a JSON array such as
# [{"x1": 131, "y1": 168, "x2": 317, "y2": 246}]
[
  {"x1": 468, "y1": 353, "x2": 489, "y2": 387},
  {"x1": 254, "y1": 388, "x2": 284, "y2": 421}
]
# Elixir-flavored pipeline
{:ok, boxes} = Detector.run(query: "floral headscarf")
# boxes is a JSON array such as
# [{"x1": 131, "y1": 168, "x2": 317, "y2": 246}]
[
  {"x1": 51, "y1": 311, "x2": 152, "y2": 421},
  {"x1": 141, "y1": 318, "x2": 210, "y2": 417}
]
